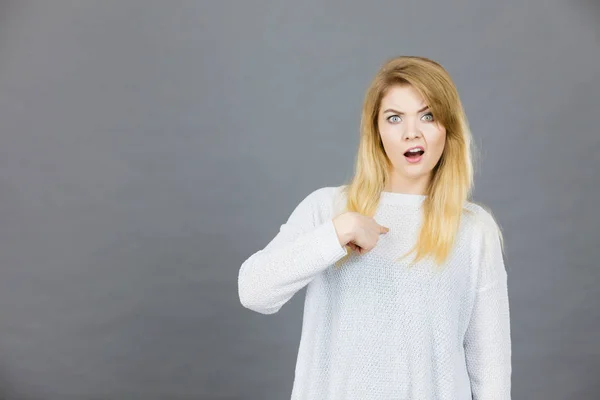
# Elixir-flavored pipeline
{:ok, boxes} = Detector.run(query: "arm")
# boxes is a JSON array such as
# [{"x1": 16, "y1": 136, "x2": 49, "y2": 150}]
[
  {"x1": 237, "y1": 188, "x2": 348, "y2": 314},
  {"x1": 464, "y1": 211, "x2": 512, "y2": 399}
]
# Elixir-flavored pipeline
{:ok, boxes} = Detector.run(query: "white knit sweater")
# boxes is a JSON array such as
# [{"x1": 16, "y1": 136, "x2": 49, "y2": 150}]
[{"x1": 238, "y1": 185, "x2": 511, "y2": 400}]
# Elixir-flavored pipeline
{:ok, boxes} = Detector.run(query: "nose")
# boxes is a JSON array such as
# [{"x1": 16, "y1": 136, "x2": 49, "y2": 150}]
[{"x1": 402, "y1": 117, "x2": 422, "y2": 140}]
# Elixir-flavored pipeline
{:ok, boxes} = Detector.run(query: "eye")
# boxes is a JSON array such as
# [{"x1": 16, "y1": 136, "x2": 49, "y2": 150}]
[
  {"x1": 422, "y1": 112, "x2": 434, "y2": 121},
  {"x1": 387, "y1": 115, "x2": 401, "y2": 123}
]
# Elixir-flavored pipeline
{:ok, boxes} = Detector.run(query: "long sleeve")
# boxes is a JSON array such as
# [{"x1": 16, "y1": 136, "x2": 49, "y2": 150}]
[
  {"x1": 464, "y1": 210, "x2": 512, "y2": 400},
  {"x1": 238, "y1": 187, "x2": 348, "y2": 314}
]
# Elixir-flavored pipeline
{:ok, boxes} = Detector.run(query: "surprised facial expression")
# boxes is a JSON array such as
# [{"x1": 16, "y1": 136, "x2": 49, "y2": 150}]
[{"x1": 378, "y1": 85, "x2": 447, "y2": 181}]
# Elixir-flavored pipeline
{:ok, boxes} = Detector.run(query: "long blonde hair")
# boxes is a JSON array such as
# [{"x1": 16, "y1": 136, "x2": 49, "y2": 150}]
[{"x1": 334, "y1": 55, "x2": 503, "y2": 270}]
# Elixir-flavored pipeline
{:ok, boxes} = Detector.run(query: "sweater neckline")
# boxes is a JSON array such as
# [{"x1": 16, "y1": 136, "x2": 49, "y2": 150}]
[{"x1": 378, "y1": 191, "x2": 427, "y2": 206}]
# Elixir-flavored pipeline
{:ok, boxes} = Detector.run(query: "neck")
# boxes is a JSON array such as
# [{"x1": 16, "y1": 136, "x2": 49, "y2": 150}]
[{"x1": 384, "y1": 172, "x2": 431, "y2": 195}]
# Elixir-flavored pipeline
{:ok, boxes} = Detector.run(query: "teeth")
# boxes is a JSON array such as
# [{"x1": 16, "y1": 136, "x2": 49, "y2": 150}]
[{"x1": 408, "y1": 148, "x2": 422, "y2": 153}]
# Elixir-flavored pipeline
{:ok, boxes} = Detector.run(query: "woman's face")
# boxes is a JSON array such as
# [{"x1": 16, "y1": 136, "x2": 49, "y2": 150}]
[{"x1": 377, "y1": 84, "x2": 446, "y2": 193}]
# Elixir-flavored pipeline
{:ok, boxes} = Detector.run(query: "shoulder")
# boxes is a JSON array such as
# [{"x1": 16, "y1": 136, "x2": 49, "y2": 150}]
[
  {"x1": 298, "y1": 185, "x2": 342, "y2": 209},
  {"x1": 288, "y1": 185, "x2": 345, "y2": 225},
  {"x1": 306, "y1": 185, "x2": 341, "y2": 200},
  {"x1": 463, "y1": 200, "x2": 506, "y2": 264},
  {"x1": 463, "y1": 201, "x2": 502, "y2": 236}
]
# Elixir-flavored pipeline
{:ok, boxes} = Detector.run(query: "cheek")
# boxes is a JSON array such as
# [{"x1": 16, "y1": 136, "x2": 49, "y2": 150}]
[
  {"x1": 426, "y1": 127, "x2": 446, "y2": 151},
  {"x1": 379, "y1": 123, "x2": 400, "y2": 144},
  {"x1": 379, "y1": 128, "x2": 403, "y2": 156}
]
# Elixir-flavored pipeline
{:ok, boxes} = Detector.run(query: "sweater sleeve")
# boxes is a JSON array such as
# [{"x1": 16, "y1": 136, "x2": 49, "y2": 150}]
[
  {"x1": 238, "y1": 187, "x2": 348, "y2": 314},
  {"x1": 464, "y1": 210, "x2": 512, "y2": 400}
]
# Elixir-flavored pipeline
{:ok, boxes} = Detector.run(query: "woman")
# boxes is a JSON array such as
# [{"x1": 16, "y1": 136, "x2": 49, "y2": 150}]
[{"x1": 238, "y1": 55, "x2": 511, "y2": 400}]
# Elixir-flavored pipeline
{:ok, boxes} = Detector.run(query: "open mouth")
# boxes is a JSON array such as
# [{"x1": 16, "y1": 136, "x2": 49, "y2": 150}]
[{"x1": 404, "y1": 149, "x2": 425, "y2": 159}]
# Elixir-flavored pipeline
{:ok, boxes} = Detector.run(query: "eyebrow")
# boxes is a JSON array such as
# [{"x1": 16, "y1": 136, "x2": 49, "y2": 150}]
[{"x1": 382, "y1": 105, "x2": 430, "y2": 115}]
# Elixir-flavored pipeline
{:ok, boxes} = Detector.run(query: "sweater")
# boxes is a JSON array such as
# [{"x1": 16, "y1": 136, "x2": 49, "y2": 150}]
[{"x1": 238, "y1": 185, "x2": 511, "y2": 400}]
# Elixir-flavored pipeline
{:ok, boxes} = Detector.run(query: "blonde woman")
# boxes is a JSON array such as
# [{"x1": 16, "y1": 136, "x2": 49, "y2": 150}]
[{"x1": 238, "y1": 55, "x2": 511, "y2": 400}]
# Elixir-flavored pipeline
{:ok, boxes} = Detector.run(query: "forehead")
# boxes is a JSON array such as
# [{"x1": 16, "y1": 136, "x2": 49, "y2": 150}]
[{"x1": 380, "y1": 85, "x2": 427, "y2": 110}]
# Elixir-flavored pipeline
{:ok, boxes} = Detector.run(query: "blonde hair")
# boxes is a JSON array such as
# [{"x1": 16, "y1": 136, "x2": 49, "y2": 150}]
[{"x1": 334, "y1": 55, "x2": 504, "y2": 270}]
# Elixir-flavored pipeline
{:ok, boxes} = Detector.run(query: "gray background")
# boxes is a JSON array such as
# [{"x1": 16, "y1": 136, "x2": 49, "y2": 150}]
[{"x1": 0, "y1": 0, "x2": 598, "y2": 399}]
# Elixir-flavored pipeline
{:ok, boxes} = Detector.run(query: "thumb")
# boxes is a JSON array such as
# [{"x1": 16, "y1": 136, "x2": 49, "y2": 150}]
[{"x1": 379, "y1": 225, "x2": 390, "y2": 234}]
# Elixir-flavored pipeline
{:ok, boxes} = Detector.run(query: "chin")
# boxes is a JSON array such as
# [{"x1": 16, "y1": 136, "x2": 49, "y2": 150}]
[{"x1": 403, "y1": 166, "x2": 432, "y2": 177}]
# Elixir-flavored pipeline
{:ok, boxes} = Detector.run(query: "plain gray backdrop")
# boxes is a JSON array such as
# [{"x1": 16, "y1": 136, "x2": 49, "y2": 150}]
[{"x1": 0, "y1": 1, "x2": 598, "y2": 399}]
